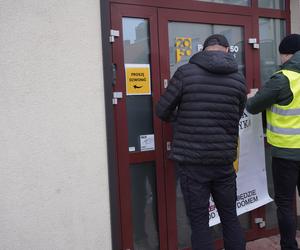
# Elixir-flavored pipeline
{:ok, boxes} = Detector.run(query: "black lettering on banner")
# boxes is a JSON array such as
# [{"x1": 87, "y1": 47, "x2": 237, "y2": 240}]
[
  {"x1": 237, "y1": 189, "x2": 256, "y2": 201},
  {"x1": 236, "y1": 189, "x2": 259, "y2": 208},
  {"x1": 209, "y1": 212, "x2": 216, "y2": 220},
  {"x1": 239, "y1": 111, "x2": 251, "y2": 130},
  {"x1": 241, "y1": 111, "x2": 248, "y2": 119},
  {"x1": 237, "y1": 196, "x2": 258, "y2": 208},
  {"x1": 239, "y1": 119, "x2": 251, "y2": 129}
]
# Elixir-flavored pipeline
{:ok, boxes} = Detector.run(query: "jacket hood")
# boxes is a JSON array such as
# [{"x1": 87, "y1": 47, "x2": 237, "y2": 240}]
[
  {"x1": 189, "y1": 50, "x2": 238, "y2": 74},
  {"x1": 281, "y1": 51, "x2": 300, "y2": 72}
]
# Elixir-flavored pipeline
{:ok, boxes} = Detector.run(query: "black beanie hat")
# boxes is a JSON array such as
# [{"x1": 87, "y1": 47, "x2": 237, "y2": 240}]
[
  {"x1": 203, "y1": 34, "x2": 229, "y2": 50},
  {"x1": 279, "y1": 34, "x2": 300, "y2": 54}
]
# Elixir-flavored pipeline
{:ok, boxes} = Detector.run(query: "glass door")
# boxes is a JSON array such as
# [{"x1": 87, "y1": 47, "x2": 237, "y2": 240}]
[
  {"x1": 110, "y1": 4, "x2": 168, "y2": 250},
  {"x1": 158, "y1": 8, "x2": 255, "y2": 250}
]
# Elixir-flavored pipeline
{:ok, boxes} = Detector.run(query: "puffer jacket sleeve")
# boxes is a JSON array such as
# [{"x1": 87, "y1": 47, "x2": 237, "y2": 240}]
[{"x1": 156, "y1": 69, "x2": 183, "y2": 122}]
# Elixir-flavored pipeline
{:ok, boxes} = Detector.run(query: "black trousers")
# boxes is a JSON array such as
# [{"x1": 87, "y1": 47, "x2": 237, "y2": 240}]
[
  {"x1": 178, "y1": 164, "x2": 245, "y2": 250},
  {"x1": 272, "y1": 157, "x2": 300, "y2": 250}
]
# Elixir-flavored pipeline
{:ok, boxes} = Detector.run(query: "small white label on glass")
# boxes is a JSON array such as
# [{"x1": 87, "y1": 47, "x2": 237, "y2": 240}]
[
  {"x1": 140, "y1": 134, "x2": 155, "y2": 151},
  {"x1": 230, "y1": 45, "x2": 239, "y2": 53},
  {"x1": 129, "y1": 147, "x2": 136, "y2": 152},
  {"x1": 197, "y1": 44, "x2": 203, "y2": 52}
]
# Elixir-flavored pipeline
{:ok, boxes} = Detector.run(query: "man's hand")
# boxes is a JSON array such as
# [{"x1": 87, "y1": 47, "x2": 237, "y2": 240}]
[{"x1": 247, "y1": 88, "x2": 258, "y2": 98}]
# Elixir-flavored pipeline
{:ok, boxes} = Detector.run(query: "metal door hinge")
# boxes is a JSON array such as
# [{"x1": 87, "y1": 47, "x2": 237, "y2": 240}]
[
  {"x1": 253, "y1": 43, "x2": 260, "y2": 49},
  {"x1": 112, "y1": 91, "x2": 123, "y2": 105},
  {"x1": 248, "y1": 38, "x2": 259, "y2": 49},
  {"x1": 248, "y1": 38, "x2": 257, "y2": 44},
  {"x1": 109, "y1": 29, "x2": 120, "y2": 43}
]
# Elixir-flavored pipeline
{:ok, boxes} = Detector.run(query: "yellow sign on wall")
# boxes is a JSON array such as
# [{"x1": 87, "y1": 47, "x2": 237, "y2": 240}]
[{"x1": 125, "y1": 64, "x2": 151, "y2": 95}]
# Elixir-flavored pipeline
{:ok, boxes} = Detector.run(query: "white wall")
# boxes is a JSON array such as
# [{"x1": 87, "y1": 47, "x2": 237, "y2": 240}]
[{"x1": 0, "y1": 1, "x2": 112, "y2": 250}]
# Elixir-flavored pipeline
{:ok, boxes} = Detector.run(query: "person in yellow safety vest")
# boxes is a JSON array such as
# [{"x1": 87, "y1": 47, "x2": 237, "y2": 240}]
[{"x1": 246, "y1": 34, "x2": 300, "y2": 250}]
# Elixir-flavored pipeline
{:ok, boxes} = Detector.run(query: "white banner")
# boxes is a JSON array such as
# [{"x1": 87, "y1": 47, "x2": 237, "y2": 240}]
[{"x1": 209, "y1": 111, "x2": 273, "y2": 226}]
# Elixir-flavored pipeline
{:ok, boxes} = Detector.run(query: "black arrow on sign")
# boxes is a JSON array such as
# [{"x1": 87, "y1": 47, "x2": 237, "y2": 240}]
[{"x1": 133, "y1": 85, "x2": 142, "y2": 89}]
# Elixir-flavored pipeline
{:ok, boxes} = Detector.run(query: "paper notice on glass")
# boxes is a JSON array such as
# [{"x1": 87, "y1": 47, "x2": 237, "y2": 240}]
[
  {"x1": 140, "y1": 134, "x2": 155, "y2": 151},
  {"x1": 125, "y1": 64, "x2": 151, "y2": 95}
]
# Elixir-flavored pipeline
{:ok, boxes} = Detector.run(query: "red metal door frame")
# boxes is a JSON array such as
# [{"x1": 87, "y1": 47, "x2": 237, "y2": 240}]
[{"x1": 110, "y1": 4, "x2": 168, "y2": 250}]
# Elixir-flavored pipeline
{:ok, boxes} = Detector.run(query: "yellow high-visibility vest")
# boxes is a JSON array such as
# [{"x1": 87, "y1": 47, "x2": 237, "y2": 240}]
[{"x1": 266, "y1": 69, "x2": 300, "y2": 148}]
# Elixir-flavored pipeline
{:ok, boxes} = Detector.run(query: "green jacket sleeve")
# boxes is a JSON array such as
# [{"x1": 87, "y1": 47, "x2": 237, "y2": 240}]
[{"x1": 246, "y1": 73, "x2": 292, "y2": 114}]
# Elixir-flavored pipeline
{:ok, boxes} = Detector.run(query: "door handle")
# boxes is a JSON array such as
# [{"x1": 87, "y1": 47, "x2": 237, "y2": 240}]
[{"x1": 166, "y1": 141, "x2": 171, "y2": 151}]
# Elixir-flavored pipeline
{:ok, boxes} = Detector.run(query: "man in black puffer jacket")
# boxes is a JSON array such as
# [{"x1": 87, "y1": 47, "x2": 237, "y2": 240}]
[{"x1": 156, "y1": 34, "x2": 247, "y2": 250}]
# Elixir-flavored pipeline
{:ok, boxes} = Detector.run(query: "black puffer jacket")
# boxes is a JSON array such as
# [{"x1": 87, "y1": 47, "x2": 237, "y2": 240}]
[{"x1": 156, "y1": 51, "x2": 247, "y2": 166}]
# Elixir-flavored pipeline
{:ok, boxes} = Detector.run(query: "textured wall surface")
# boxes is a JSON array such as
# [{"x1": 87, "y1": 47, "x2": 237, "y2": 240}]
[{"x1": 0, "y1": 1, "x2": 111, "y2": 249}]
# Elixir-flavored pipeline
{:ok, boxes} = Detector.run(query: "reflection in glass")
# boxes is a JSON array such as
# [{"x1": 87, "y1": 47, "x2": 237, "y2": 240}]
[
  {"x1": 123, "y1": 18, "x2": 150, "y2": 64},
  {"x1": 258, "y1": 0, "x2": 285, "y2": 10},
  {"x1": 259, "y1": 18, "x2": 286, "y2": 84},
  {"x1": 168, "y1": 22, "x2": 244, "y2": 77},
  {"x1": 123, "y1": 18, "x2": 154, "y2": 152},
  {"x1": 196, "y1": 0, "x2": 250, "y2": 6},
  {"x1": 130, "y1": 162, "x2": 159, "y2": 249},
  {"x1": 126, "y1": 96, "x2": 154, "y2": 150}
]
